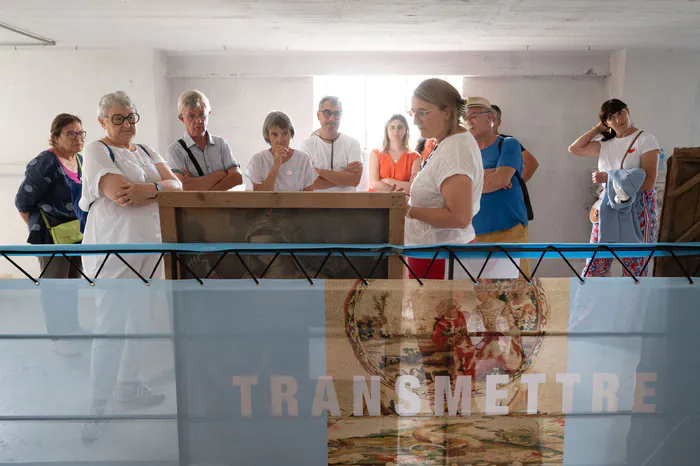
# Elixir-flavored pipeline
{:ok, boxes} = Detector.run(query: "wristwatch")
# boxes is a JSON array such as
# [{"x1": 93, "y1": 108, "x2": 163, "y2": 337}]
[{"x1": 152, "y1": 182, "x2": 161, "y2": 199}]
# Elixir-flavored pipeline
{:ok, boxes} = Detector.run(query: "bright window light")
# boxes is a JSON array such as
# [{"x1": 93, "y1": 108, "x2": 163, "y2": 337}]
[{"x1": 313, "y1": 75, "x2": 464, "y2": 152}]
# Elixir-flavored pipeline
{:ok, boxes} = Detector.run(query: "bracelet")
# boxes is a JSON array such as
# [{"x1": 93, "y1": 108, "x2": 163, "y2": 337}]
[{"x1": 406, "y1": 206, "x2": 413, "y2": 219}]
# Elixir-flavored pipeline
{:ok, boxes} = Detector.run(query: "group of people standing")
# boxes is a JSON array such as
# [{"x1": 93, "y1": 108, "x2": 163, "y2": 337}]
[{"x1": 13, "y1": 79, "x2": 660, "y2": 442}]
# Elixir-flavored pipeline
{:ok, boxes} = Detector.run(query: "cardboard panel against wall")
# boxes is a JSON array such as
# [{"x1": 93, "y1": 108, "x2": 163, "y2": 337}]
[
  {"x1": 158, "y1": 192, "x2": 406, "y2": 279},
  {"x1": 654, "y1": 147, "x2": 700, "y2": 277}
]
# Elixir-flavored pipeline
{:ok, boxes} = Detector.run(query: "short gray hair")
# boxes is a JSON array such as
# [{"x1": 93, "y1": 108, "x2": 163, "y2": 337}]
[
  {"x1": 262, "y1": 111, "x2": 295, "y2": 144},
  {"x1": 178, "y1": 89, "x2": 211, "y2": 116},
  {"x1": 318, "y1": 95, "x2": 342, "y2": 111},
  {"x1": 98, "y1": 90, "x2": 137, "y2": 120}
]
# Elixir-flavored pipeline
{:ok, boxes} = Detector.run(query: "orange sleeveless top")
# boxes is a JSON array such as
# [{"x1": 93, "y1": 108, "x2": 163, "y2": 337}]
[
  {"x1": 369, "y1": 149, "x2": 420, "y2": 191},
  {"x1": 420, "y1": 139, "x2": 437, "y2": 161}
]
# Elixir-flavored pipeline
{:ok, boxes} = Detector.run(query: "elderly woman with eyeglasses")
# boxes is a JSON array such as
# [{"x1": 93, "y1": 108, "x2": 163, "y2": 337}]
[
  {"x1": 78, "y1": 90, "x2": 182, "y2": 443},
  {"x1": 15, "y1": 113, "x2": 87, "y2": 357}
]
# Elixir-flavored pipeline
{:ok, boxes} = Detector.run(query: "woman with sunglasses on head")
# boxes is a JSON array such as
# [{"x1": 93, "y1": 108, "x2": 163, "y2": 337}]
[
  {"x1": 78, "y1": 90, "x2": 182, "y2": 443},
  {"x1": 569, "y1": 98, "x2": 660, "y2": 277},
  {"x1": 15, "y1": 113, "x2": 87, "y2": 357},
  {"x1": 404, "y1": 79, "x2": 484, "y2": 280}
]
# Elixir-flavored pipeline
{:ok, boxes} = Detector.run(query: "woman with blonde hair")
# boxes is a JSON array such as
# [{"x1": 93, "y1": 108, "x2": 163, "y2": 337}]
[
  {"x1": 368, "y1": 114, "x2": 420, "y2": 192},
  {"x1": 404, "y1": 78, "x2": 484, "y2": 279}
]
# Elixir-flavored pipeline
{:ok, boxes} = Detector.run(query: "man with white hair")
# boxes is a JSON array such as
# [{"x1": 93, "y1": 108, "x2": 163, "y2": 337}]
[{"x1": 167, "y1": 90, "x2": 243, "y2": 191}]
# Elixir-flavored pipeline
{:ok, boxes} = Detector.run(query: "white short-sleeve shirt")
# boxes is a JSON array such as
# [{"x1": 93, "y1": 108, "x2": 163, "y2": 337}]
[
  {"x1": 299, "y1": 133, "x2": 362, "y2": 192},
  {"x1": 79, "y1": 141, "x2": 166, "y2": 275},
  {"x1": 244, "y1": 149, "x2": 318, "y2": 192},
  {"x1": 405, "y1": 131, "x2": 484, "y2": 245},
  {"x1": 598, "y1": 130, "x2": 660, "y2": 172}
]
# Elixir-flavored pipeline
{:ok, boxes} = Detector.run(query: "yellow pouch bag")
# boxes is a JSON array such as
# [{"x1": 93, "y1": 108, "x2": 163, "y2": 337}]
[{"x1": 40, "y1": 210, "x2": 83, "y2": 244}]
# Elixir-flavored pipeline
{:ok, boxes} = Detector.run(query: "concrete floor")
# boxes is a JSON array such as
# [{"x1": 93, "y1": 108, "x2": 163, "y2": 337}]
[{"x1": 0, "y1": 286, "x2": 179, "y2": 464}]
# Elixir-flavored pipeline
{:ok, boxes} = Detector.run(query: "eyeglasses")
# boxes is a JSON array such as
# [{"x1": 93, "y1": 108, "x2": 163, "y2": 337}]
[
  {"x1": 110, "y1": 113, "x2": 140, "y2": 125},
  {"x1": 63, "y1": 130, "x2": 87, "y2": 140},
  {"x1": 319, "y1": 109, "x2": 342, "y2": 119},
  {"x1": 408, "y1": 109, "x2": 432, "y2": 119},
  {"x1": 185, "y1": 113, "x2": 210, "y2": 122},
  {"x1": 465, "y1": 111, "x2": 490, "y2": 122}
]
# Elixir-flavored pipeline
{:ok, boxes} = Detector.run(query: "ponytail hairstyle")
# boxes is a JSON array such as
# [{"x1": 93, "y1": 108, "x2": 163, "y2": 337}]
[
  {"x1": 599, "y1": 98, "x2": 628, "y2": 141},
  {"x1": 413, "y1": 78, "x2": 466, "y2": 136}
]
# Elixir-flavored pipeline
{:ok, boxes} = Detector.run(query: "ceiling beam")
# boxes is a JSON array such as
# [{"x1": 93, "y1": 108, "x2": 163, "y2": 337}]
[
  {"x1": 0, "y1": 21, "x2": 56, "y2": 47},
  {"x1": 167, "y1": 51, "x2": 611, "y2": 78}
]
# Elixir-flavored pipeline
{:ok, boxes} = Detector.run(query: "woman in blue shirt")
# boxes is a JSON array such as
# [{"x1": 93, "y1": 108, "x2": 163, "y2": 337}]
[{"x1": 15, "y1": 113, "x2": 86, "y2": 357}]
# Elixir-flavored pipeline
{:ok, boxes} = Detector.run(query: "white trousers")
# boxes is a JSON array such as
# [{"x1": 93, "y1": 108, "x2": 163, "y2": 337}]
[{"x1": 89, "y1": 253, "x2": 163, "y2": 405}]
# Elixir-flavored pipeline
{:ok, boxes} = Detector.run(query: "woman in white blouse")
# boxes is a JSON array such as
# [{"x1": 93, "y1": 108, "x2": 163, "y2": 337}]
[
  {"x1": 78, "y1": 90, "x2": 182, "y2": 442},
  {"x1": 569, "y1": 98, "x2": 660, "y2": 277},
  {"x1": 405, "y1": 78, "x2": 484, "y2": 279},
  {"x1": 245, "y1": 111, "x2": 317, "y2": 191}
]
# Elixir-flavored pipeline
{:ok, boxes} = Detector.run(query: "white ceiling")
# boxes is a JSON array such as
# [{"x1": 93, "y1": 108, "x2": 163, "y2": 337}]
[{"x1": 2, "y1": 0, "x2": 700, "y2": 53}]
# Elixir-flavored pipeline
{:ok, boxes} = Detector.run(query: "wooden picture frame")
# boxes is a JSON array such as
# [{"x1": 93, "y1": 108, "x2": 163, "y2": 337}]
[{"x1": 158, "y1": 192, "x2": 406, "y2": 280}]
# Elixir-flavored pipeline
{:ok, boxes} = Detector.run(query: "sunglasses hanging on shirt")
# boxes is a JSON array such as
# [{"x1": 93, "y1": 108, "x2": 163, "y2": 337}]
[{"x1": 419, "y1": 144, "x2": 438, "y2": 171}]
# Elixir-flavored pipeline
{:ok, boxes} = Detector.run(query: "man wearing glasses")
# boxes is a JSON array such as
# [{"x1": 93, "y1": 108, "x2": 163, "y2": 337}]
[
  {"x1": 166, "y1": 90, "x2": 243, "y2": 191},
  {"x1": 301, "y1": 96, "x2": 363, "y2": 192},
  {"x1": 465, "y1": 97, "x2": 530, "y2": 275}
]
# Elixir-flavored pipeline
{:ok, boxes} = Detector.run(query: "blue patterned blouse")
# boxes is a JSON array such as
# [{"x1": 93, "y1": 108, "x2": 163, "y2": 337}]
[{"x1": 15, "y1": 150, "x2": 83, "y2": 244}]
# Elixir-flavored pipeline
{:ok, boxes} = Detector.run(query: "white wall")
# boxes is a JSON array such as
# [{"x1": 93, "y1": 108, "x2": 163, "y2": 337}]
[
  {"x1": 606, "y1": 49, "x2": 627, "y2": 99},
  {"x1": 167, "y1": 77, "x2": 314, "y2": 174},
  {"x1": 0, "y1": 49, "x2": 168, "y2": 277},
  {"x1": 166, "y1": 51, "x2": 611, "y2": 78},
  {"x1": 463, "y1": 76, "x2": 607, "y2": 277},
  {"x1": 621, "y1": 50, "x2": 700, "y2": 153}
]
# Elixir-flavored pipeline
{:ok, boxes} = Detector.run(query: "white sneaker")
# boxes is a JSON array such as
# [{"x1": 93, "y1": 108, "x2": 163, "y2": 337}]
[
  {"x1": 116, "y1": 383, "x2": 166, "y2": 408},
  {"x1": 52, "y1": 341, "x2": 81, "y2": 357},
  {"x1": 81, "y1": 407, "x2": 107, "y2": 443}
]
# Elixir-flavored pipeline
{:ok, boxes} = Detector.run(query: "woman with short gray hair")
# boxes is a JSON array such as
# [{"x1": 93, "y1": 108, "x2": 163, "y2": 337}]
[
  {"x1": 78, "y1": 90, "x2": 182, "y2": 442},
  {"x1": 244, "y1": 111, "x2": 317, "y2": 191}
]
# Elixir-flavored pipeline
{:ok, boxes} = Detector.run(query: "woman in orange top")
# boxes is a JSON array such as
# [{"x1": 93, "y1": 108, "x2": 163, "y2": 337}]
[
  {"x1": 416, "y1": 137, "x2": 437, "y2": 161},
  {"x1": 368, "y1": 114, "x2": 421, "y2": 192}
]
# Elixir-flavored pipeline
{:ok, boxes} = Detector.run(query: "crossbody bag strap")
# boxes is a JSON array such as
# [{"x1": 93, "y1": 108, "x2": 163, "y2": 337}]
[
  {"x1": 178, "y1": 139, "x2": 205, "y2": 176},
  {"x1": 498, "y1": 136, "x2": 534, "y2": 221},
  {"x1": 137, "y1": 144, "x2": 152, "y2": 158},
  {"x1": 39, "y1": 209, "x2": 52, "y2": 230},
  {"x1": 619, "y1": 130, "x2": 644, "y2": 169},
  {"x1": 97, "y1": 140, "x2": 116, "y2": 162},
  {"x1": 497, "y1": 135, "x2": 527, "y2": 186}
]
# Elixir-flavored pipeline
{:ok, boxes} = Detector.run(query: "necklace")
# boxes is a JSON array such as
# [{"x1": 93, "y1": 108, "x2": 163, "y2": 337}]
[
  {"x1": 316, "y1": 132, "x2": 341, "y2": 143},
  {"x1": 419, "y1": 143, "x2": 439, "y2": 171},
  {"x1": 316, "y1": 133, "x2": 341, "y2": 170}
]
